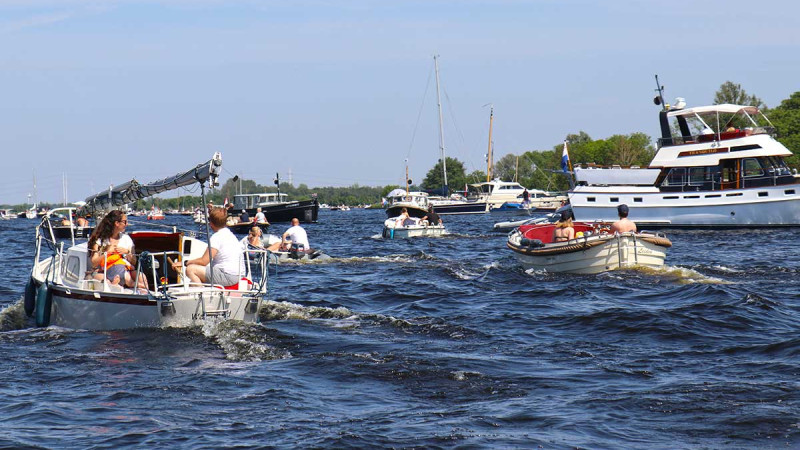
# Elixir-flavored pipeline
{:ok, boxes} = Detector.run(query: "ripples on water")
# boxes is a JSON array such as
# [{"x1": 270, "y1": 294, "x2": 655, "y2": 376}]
[{"x1": 1, "y1": 211, "x2": 799, "y2": 448}]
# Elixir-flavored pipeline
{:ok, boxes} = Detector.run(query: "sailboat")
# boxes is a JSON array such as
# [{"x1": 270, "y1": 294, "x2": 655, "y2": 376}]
[
  {"x1": 425, "y1": 55, "x2": 490, "y2": 215},
  {"x1": 24, "y1": 153, "x2": 268, "y2": 330}
]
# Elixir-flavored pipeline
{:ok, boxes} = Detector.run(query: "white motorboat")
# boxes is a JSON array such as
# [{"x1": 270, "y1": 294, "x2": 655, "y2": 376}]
[
  {"x1": 569, "y1": 85, "x2": 800, "y2": 227},
  {"x1": 24, "y1": 153, "x2": 269, "y2": 331},
  {"x1": 382, "y1": 217, "x2": 445, "y2": 239},
  {"x1": 507, "y1": 222, "x2": 671, "y2": 274},
  {"x1": 492, "y1": 212, "x2": 560, "y2": 232},
  {"x1": 0, "y1": 209, "x2": 14, "y2": 220},
  {"x1": 468, "y1": 179, "x2": 567, "y2": 210},
  {"x1": 385, "y1": 189, "x2": 432, "y2": 219}
]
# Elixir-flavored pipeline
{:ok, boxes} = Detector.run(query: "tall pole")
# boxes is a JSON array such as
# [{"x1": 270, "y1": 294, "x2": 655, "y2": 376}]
[
  {"x1": 405, "y1": 161, "x2": 410, "y2": 195},
  {"x1": 433, "y1": 55, "x2": 448, "y2": 196},
  {"x1": 486, "y1": 105, "x2": 494, "y2": 182}
]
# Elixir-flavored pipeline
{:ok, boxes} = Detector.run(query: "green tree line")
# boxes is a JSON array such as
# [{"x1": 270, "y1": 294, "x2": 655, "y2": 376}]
[{"x1": 4, "y1": 83, "x2": 797, "y2": 210}]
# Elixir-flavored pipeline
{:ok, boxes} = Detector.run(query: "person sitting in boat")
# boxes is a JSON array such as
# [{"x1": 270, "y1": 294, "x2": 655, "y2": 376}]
[
  {"x1": 240, "y1": 226, "x2": 264, "y2": 262},
  {"x1": 396, "y1": 207, "x2": 418, "y2": 227},
  {"x1": 172, "y1": 207, "x2": 244, "y2": 286},
  {"x1": 254, "y1": 207, "x2": 268, "y2": 225},
  {"x1": 60, "y1": 216, "x2": 71, "y2": 226},
  {"x1": 239, "y1": 209, "x2": 250, "y2": 223},
  {"x1": 610, "y1": 204, "x2": 637, "y2": 234},
  {"x1": 421, "y1": 206, "x2": 442, "y2": 226},
  {"x1": 552, "y1": 210, "x2": 575, "y2": 242},
  {"x1": 76, "y1": 216, "x2": 89, "y2": 227},
  {"x1": 267, "y1": 217, "x2": 310, "y2": 252},
  {"x1": 88, "y1": 210, "x2": 148, "y2": 290}
]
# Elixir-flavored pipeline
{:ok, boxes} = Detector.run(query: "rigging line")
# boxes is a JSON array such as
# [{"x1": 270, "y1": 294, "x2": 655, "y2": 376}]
[
  {"x1": 407, "y1": 62, "x2": 434, "y2": 159},
  {"x1": 441, "y1": 85, "x2": 471, "y2": 159}
]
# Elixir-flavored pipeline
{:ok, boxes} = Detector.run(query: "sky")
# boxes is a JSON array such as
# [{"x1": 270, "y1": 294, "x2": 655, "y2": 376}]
[{"x1": 1, "y1": 0, "x2": 798, "y2": 205}]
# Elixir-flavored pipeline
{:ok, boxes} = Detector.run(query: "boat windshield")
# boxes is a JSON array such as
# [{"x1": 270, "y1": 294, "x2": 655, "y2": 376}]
[{"x1": 661, "y1": 105, "x2": 776, "y2": 147}]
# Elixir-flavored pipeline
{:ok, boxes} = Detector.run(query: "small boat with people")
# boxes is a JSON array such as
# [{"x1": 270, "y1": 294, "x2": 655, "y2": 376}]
[
  {"x1": 147, "y1": 206, "x2": 165, "y2": 220},
  {"x1": 46, "y1": 215, "x2": 95, "y2": 239},
  {"x1": 507, "y1": 209, "x2": 671, "y2": 274},
  {"x1": 24, "y1": 153, "x2": 269, "y2": 330}
]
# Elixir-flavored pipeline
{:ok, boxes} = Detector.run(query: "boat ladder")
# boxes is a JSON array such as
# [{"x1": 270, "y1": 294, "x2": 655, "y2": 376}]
[{"x1": 199, "y1": 291, "x2": 232, "y2": 318}]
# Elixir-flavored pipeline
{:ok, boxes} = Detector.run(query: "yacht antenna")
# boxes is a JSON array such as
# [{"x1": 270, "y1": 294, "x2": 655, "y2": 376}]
[
  {"x1": 654, "y1": 74, "x2": 667, "y2": 111},
  {"x1": 433, "y1": 55, "x2": 448, "y2": 196},
  {"x1": 484, "y1": 103, "x2": 494, "y2": 181},
  {"x1": 274, "y1": 172, "x2": 281, "y2": 199}
]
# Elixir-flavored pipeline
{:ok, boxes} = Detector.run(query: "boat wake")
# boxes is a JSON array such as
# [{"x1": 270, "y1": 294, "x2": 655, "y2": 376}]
[
  {"x1": 522, "y1": 264, "x2": 731, "y2": 284},
  {"x1": 446, "y1": 260, "x2": 499, "y2": 281},
  {"x1": 202, "y1": 319, "x2": 292, "y2": 362},
  {"x1": 0, "y1": 298, "x2": 29, "y2": 332}
]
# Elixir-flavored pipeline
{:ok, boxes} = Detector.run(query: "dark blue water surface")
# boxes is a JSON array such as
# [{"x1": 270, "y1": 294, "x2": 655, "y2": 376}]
[{"x1": 1, "y1": 209, "x2": 799, "y2": 448}]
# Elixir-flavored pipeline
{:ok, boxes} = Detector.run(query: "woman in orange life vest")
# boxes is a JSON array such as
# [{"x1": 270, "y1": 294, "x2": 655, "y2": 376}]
[{"x1": 88, "y1": 210, "x2": 148, "y2": 289}]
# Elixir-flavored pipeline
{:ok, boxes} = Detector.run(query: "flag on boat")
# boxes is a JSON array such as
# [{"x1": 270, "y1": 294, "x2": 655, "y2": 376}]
[{"x1": 561, "y1": 140, "x2": 572, "y2": 173}]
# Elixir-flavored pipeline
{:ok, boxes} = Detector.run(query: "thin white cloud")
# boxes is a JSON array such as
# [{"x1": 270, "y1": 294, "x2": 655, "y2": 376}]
[{"x1": 0, "y1": 11, "x2": 73, "y2": 33}]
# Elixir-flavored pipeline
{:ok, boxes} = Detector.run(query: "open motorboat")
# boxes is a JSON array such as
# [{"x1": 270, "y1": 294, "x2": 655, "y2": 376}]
[
  {"x1": 45, "y1": 215, "x2": 95, "y2": 239},
  {"x1": 492, "y1": 212, "x2": 560, "y2": 232},
  {"x1": 469, "y1": 179, "x2": 567, "y2": 211},
  {"x1": 147, "y1": 206, "x2": 165, "y2": 220},
  {"x1": 507, "y1": 222, "x2": 671, "y2": 274},
  {"x1": 383, "y1": 217, "x2": 446, "y2": 239},
  {"x1": 569, "y1": 83, "x2": 800, "y2": 227},
  {"x1": 24, "y1": 153, "x2": 269, "y2": 330}
]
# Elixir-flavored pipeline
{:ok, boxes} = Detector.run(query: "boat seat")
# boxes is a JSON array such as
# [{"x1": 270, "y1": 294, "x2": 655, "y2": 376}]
[{"x1": 223, "y1": 277, "x2": 253, "y2": 291}]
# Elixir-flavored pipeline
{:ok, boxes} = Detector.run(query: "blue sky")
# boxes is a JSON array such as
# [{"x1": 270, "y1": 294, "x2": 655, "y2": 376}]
[{"x1": 1, "y1": 0, "x2": 798, "y2": 204}]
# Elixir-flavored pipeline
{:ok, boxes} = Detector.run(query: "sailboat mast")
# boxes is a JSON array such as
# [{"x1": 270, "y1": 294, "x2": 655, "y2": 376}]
[
  {"x1": 486, "y1": 106, "x2": 494, "y2": 182},
  {"x1": 433, "y1": 55, "x2": 448, "y2": 196}
]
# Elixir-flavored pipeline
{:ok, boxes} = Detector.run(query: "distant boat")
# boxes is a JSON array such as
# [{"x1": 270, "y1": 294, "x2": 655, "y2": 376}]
[
  {"x1": 232, "y1": 192, "x2": 319, "y2": 223},
  {"x1": 147, "y1": 206, "x2": 165, "y2": 220}
]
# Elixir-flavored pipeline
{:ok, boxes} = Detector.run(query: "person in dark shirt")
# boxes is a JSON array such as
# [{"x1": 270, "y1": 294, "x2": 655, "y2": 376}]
[
  {"x1": 239, "y1": 209, "x2": 250, "y2": 223},
  {"x1": 422, "y1": 206, "x2": 442, "y2": 226}
]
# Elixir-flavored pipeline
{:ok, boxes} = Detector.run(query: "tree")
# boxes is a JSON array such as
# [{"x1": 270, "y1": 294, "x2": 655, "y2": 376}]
[
  {"x1": 768, "y1": 91, "x2": 800, "y2": 168},
  {"x1": 606, "y1": 133, "x2": 655, "y2": 167},
  {"x1": 713, "y1": 81, "x2": 766, "y2": 109},
  {"x1": 421, "y1": 157, "x2": 467, "y2": 195}
]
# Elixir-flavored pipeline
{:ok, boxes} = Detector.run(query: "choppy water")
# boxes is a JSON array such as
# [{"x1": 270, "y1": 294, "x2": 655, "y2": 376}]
[{"x1": 1, "y1": 210, "x2": 799, "y2": 448}]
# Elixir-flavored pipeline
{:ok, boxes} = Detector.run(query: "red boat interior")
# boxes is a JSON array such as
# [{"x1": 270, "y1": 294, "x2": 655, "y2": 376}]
[{"x1": 518, "y1": 223, "x2": 599, "y2": 244}]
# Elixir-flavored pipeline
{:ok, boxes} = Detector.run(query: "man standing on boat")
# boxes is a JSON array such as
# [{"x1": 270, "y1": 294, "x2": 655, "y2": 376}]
[
  {"x1": 522, "y1": 189, "x2": 530, "y2": 208},
  {"x1": 611, "y1": 204, "x2": 637, "y2": 233}
]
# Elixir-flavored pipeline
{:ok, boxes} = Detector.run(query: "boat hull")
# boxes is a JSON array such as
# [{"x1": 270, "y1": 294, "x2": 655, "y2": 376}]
[
  {"x1": 42, "y1": 282, "x2": 259, "y2": 331},
  {"x1": 429, "y1": 200, "x2": 489, "y2": 215},
  {"x1": 243, "y1": 199, "x2": 319, "y2": 223},
  {"x1": 50, "y1": 225, "x2": 94, "y2": 239},
  {"x1": 382, "y1": 222, "x2": 446, "y2": 239},
  {"x1": 507, "y1": 223, "x2": 671, "y2": 274},
  {"x1": 570, "y1": 185, "x2": 800, "y2": 227}
]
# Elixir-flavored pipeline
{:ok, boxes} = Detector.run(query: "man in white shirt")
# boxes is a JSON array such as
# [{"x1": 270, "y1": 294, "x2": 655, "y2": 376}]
[
  {"x1": 172, "y1": 207, "x2": 244, "y2": 286},
  {"x1": 254, "y1": 207, "x2": 268, "y2": 224},
  {"x1": 268, "y1": 217, "x2": 309, "y2": 251}
]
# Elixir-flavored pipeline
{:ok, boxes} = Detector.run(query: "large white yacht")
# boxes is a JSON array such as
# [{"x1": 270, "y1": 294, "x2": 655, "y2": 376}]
[{"x1": 569, "y1": 101, "x2": 800, "y2": 227}]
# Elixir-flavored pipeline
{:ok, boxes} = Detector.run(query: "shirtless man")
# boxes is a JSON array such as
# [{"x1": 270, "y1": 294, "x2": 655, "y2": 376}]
[{"x1": 610, "y1": 204, "x2": 637, "y2": 233}]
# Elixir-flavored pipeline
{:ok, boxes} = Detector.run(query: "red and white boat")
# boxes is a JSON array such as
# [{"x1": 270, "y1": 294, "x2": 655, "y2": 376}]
[
  {"x1": 507, "y1": 222, "x2": 672, "y2": 274},
  {"x1": 147, "y1": 206, "x2": 165, "y2": 220}
]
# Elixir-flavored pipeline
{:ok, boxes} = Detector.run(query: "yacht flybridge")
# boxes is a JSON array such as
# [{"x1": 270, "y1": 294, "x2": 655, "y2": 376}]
[{"x1": 569, "y1": 100, "x2": 800, "y2": 227}]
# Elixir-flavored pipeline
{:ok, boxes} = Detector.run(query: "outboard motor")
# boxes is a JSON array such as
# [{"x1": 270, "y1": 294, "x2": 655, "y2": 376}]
[{"x1": 289, "y1": 243, "x2": 305, "y2": 260}]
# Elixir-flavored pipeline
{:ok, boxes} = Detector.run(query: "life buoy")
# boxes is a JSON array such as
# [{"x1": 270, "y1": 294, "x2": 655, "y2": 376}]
[
  {"x1": 35, "y1": 282, "x2": 53, "y2": 327},
  {"x1": 24, "y1": 278, "x2": 37, "y2": 317}
]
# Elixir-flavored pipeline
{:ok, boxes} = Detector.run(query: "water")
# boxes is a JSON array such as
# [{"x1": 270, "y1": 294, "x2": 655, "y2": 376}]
[{"x1": 1, "y1": 210, "x2": 799, "y2": 448}]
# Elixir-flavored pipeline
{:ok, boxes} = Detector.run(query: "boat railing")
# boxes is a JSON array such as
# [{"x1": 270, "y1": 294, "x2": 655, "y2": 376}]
[{"x1": 658, "y1": 126, "x2": 776, "y2": 148}]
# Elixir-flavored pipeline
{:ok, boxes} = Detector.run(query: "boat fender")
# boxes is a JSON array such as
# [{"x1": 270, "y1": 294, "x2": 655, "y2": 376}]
[
  {"x1": 24, "y1": 278, "x2": 37, "y2": 317},
  {"x1": 35, "y1": 282, "x2": 53, "y2": 327}
]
